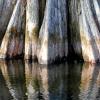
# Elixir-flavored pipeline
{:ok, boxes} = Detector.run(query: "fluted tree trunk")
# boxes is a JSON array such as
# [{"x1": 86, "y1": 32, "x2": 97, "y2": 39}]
[
  {"x1": 25, "y1": 0, "x2": 68, "y2": 64},
  {"x1": 69, "y1": 0, "x2": 100, "y2": 63},
  {"x1": 68, "y1": 0, "x2": 83, "y2": 60},
  {"x1": 0, "y1": 0, "x2": 100, "y2": 64},
  {"x1": 0, "y1": 0, "x2": 25, "y2": 58},
  {"x1": 38, "y1": 0, "x2": 68, "y2": 64},
  {"x1": 80, "y1": 0, "x2": 100, "y2": 63},
  {"x1": 0, "y1": 0, "x2": 68, "y2": 64},
  {"x1": 25, "y1": 0, "x2": 39, "y2": 60},
  {"x1": 0, "y1": 0, "x2": 17, "y2": 44}
]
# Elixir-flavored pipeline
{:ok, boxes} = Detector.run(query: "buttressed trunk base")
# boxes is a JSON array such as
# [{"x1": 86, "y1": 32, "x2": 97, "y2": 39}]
[{"x1": 0, "y1": 0, "x2": 100, "y2": 64}]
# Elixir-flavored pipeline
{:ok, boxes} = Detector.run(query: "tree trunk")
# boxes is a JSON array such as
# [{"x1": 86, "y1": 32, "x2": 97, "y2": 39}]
[
  {"x1": 80, "y1": 0, "x2": 100, "y2": 63},
  {"x1": 38, "y1": 0, "x2": 68, "y2": 64},
  {"x1": 0, "y1": 0, "x2": 100, "y2": 64},
  {"x1": 68, "y1": 0, "x2": 83, "y2": 60},
  {"x1": 0, "y1": 0, "x2": 25, "y2": 58},
  {"x1": 69, "y1": 0, "x2": 100, "y2": 63},
  {"x1": 25, "y1": 0, "x2": 39, "y2": 60},
  {"x1": 0, "y1": 0, "x2": 17, "y2": 44}
]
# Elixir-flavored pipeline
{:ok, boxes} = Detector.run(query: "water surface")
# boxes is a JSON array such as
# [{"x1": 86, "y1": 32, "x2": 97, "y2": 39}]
[{"x1": 0, "y1": 60, "x2": 99, "y2": 100}]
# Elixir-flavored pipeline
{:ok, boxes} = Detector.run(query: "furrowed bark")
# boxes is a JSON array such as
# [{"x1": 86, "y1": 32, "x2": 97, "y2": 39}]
[
  {"x1": 69, "y1": 0, "x2": 100, "y2": 63},
  {"x1": 39, "y1": 0, "x2": 46, "y2": 26},
  {"x1": 38, "y1": 0, "x2": 68, "y2": 64},
  {"x1": 0, "y1": 0, "x2": 17, "y2": 44},
  {"x1": 0, "y1": 0, "x2": 100, "y2": 64},
  {"x1": 68, "y1": 0, "x2": 83, "y2": 60},
  {"x1": 0, "y1": 0, "x2": 25, "y2": 59},
  {"x1": 25, "y1": 0, "x2": 39, "y2": 60},
  {"x1": 80, "y1": 0, "x2": 100, "y2": 63}
]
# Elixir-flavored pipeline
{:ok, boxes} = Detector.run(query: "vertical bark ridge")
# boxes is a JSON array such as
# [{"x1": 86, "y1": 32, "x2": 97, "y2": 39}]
[
  {"x1": 25, "y1": 0, "x2": 39, "y2": 60},
  {"x1": 0, "y1": 0, "x2": 17, "y2": 45},
  {"x1": 68, "y1": 0, "x2": 83, "y2": 60},
  {"x1": 0, "y1": 0, "x2": 25, "y2": 59},
  {"x1": 38, "y1": 0, "x2": 68, "y2": 64},
  {"x1": 79, "y1": 0, "x2": 100, "y2": 63},
  {"x1": 0, "y1": 0, "x2": 100, "y2": 64}
]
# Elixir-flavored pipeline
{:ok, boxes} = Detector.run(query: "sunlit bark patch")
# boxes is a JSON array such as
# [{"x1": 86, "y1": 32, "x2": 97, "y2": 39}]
[
  {"x1": 0, "y1": 0, "x2": 17, "y2": 44},
  {"x1": 69, "y1": 0, "x2": 100, "y2": 63},
  {"x1": 25, "y1": 0, "x2": 39, "y2": 60},
  {"x1": 0, "y1": 0, "x2": 25, "y2": 59},
  {"x1": 0, "y1": 0, "x2": 100, "y2": 64},
  {"x1": 38, "y1": 0, "x2": 68, "y2": 64},
  {"x1": 80, "y1": 0, "x2": 100, "y2": 63}
]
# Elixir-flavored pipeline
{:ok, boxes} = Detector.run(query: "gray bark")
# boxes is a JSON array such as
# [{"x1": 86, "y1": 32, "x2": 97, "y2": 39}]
[
  {"x1": 0, "y1": 0, "x2": 17, "y2": 44},
  {"x1": 80, "y1": 0, "x2": 100, "y2": 63},
  {"x1": 0, "y1": 0, "x2": 68, "y2": 64},
  {"x1": 69, "y1": 0, "x2": 100, "y2": 63},
  {"x1": 38, "y1": 0, "x2": 68, "y2": 64},
  {"x1": 0, "y1": 0, "x2": 100, "y2": 64},
  {"x1": 25, "y1": 0, "x2": 39, "y2": 60},
  {"x1": 0, "y1": 0, "x2": 25, "y2": 58}
]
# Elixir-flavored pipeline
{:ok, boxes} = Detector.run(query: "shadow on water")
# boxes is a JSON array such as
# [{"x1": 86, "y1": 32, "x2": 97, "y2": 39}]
[{"x1": 0, "y1": 60, "x2": 99, "y2": 100}]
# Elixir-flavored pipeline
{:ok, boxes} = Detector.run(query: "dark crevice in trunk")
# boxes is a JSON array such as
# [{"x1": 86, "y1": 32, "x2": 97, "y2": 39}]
[
  {"x1": 0, "y1": 1, "x2": 17, "y2": 46},
  {"x1": 67, "y1": 0, "x2": 83, "y2": 62},
  {"x1": 67, "y1": 1, "x2": 77, "y2": 61},
  {"x1": 39, "y1": 0, "x2": 46, "y2": 29}
]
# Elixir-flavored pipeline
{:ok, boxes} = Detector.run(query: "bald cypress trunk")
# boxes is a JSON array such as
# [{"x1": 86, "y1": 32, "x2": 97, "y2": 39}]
[
  {"x1": 0, "y1": 0, "x2": 100, "y2": 64},
  {"x1": 0, "y1": 0, "x2": 17, "y2": 44},
  {"x1": 69, "y1": 0, "x2": 100, "y2": 63},
  {"x1": 25, "y1": 0, "x2": 39, "y2": 60},
  {"x1": 80, "y1": 0, "x2": 100, "y2": 63},
  {"x1": 0, "y1": 0, "x2": 68, "y2": 64},
  {"x1": 38, "y1": 0, "x2": 68, "y2": 64},
  {"x1": 68, "y1": 0, "x2": 83, "y2": 60},
  {"x1": 0, "y1": 0, "x2": 25, "y2": 58}
]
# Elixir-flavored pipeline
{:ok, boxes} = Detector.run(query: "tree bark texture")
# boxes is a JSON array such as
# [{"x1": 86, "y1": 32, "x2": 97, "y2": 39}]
[
  {"x1": 38, "y1": 0, "x2": 67, "y2": 64},
  {"x1": 69, "y1": 0, "x2": 100, "y2": 63},
  {"x1": 0, "y1": 0, "x2": 25, "y2": 59},
  {"x1": 0, "y1": 0, "x2": 100, "y2": 64}
]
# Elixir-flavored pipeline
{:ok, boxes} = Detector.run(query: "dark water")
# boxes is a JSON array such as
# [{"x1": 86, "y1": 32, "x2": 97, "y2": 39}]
[{"x1": 0, "y1": 60, "x2": 100, "y2": 100}]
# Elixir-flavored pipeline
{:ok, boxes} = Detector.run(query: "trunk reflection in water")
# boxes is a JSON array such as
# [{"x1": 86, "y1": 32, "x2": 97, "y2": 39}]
[{"x1": 0, "y1": 60, "x2": 99, "y2": 100}]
